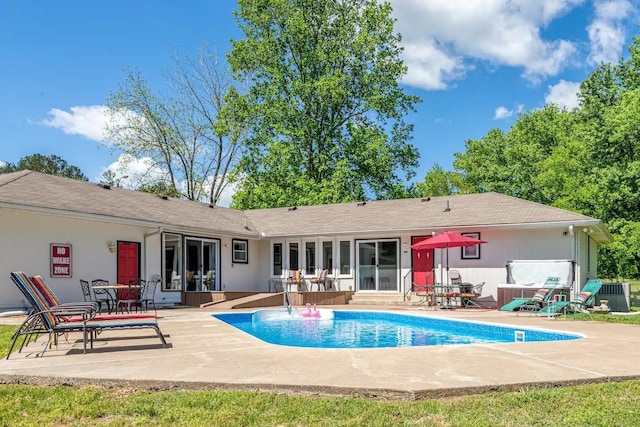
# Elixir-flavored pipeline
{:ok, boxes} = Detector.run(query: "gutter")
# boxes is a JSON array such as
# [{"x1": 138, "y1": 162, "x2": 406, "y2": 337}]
[{"x1": 257, "y1": 219, "x2": 604, "y2": 239}]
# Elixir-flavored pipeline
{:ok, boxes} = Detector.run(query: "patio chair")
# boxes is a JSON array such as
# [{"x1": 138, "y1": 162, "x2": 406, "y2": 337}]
[
  {"x1": 538, "y1": 279, "x2": 604, "y2": 318},
  {"x1": 449, "y1": 269, "x2": 462, "y2": 285},
  {"x1": 141, "y1": 277, "x2": 159, "y2": 314},
  {"x1": 460, "y1": 282, "x2": 485, "y2": 308},
  {"x1": 308, "y1": 269, "x2": 329, "y2": 291},
  {"x1": 325, "y1": 277, "x2": 339, "y2": 291},
  {"x1": 412, "y1": 282, "x2": 434, "y2": 307},
  {"x1": 8, "y1": 272, "x2": 167, "y2": 358},
  {"x1": 268, "y1": 279, "x2": 284, "y2": 293},
  {"x1": 499, "y1": 277, "x2": 560, "y2": 312},
  {"x1": 117, "y1": 279, "x2": 145, "y2": 314},
  {"x1": 79, "y1": 279, "x2": 93, "y2": 302},
  {"x1": 91, "y1": 279, "x2": 115, "y2": 313},
  {"x1": 285, "y1": 270, "x2": 306, "y2": 291}
]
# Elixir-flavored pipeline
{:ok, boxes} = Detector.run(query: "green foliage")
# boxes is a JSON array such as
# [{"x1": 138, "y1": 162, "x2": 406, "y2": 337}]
[
  {"x1": 598, "y1": 219, "x2": 640, "y2": 279},
  {"x1": 0, "y1": 154, "x2": 88, "y2": 181},
  {"x1": 435, "y1": 34, "x2": 640, "y2": 278},
  {"x1": 228, "y1": 0, "x2": 420, "y2": 209},
  {"x1": 137, "y1": 180, "x2": 182, "y2": 198},
  {"x1": 454, "y1": 105, "x2": 579, "y2": 205},
  {"x1": 415, "y1": 163, "x2": 468, "y2": 197}
]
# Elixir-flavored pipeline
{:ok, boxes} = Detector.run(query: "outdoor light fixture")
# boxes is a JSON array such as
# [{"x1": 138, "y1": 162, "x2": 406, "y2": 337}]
[{"x1": 107, "y1": 241, "x2": 116, "y2": 253}]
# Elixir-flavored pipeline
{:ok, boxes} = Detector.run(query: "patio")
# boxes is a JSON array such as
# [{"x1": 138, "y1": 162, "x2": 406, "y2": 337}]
[{"x1": 0, "y1": 306, "x2": 638, "y2": 399}]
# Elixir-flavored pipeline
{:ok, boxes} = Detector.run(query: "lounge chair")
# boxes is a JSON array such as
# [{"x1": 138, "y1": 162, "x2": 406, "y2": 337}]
[
  {"x1": 8, "y1": 272, "x2": 167, "y2": 358},
  {"x1": 499, "y1": 277, "x2": 560, "y2": 312},
  {"x1": 31, "y1": 275, "x2": 155, "y2": 322},
  {"x1": 538, "y1": 279, "x2": 604, "y2": 318}
]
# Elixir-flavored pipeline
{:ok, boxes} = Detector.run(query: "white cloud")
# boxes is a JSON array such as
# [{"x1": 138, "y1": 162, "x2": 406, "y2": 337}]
[
  {"x1": 545, "y1": 79, "x2": 581, "y2": 109},
  {"x1": 40, "y1": 104, "x2": 135, "y2": 144},
  {"x1": 0, "y1": 161, "x2": 5, "y2": 167},
  {"x1": 493, "y1": 104, "x2": 524, "y2": 120},
  {"x1": 208, "y1": 180, "x2": 237, "y2": 208},
  {"x1": 391, "y1": 0, "x2": 585, "y2": 89},
  {"x1": 41, "y1": 105, "x2": 109, "y2": 142},
  {"x1": 401, "y1": 40, "x2": 466, "y2": 90},
  {"x1": 99, "y1": 154, "x2": 165, "y2": 189},
  {"x1": 587, "y1": 0, "x2": 634, "y2": 65},
  {"x1": 494, "y1": 106, "x2": 512, "y2": 119}
]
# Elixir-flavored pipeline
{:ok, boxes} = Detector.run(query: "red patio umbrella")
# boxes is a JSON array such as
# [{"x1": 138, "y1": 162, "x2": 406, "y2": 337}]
[{"x1": 410, "y1": 231, "x2": 487, "y2": 283}]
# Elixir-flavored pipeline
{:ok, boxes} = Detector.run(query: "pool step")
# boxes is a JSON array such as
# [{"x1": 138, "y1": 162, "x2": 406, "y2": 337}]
[{"x1": 348, "y1": 293, "x2": 411, "y2": 306}]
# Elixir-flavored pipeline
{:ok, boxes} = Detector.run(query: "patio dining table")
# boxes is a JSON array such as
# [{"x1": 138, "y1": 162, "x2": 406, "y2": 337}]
[
  {"x1": 433, "y1": 283, "x2": 460, "y2": 309},
  {"x1": 92, "y1": 284, "x2": 143, "y2": 313}
]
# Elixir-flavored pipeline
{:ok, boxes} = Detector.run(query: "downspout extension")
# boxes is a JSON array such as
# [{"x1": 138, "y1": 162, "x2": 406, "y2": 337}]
[{"x1": 143, "y1": 227, "x2": 164, "y2": 280}]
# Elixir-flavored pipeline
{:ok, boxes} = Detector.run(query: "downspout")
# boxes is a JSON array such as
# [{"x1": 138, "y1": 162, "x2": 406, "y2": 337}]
[
  {"x1": 143, "y1": 227, "x2": 164, "y2": 280},
  {"x1": 572, "y1": 225, "x2": 579, "y2": 298}
]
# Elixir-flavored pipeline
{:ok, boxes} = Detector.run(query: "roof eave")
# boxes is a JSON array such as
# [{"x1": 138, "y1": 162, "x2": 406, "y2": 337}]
[
  {"x1": 258, "y1": 219, "x2": 603, "y2": 239},
  {"x1": 0, "y1": 202, "x2": 259, "y2": 239}
]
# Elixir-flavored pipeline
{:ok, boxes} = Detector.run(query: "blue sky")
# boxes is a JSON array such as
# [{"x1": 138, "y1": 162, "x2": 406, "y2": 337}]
[{"x1": 1, "y1": 1, "x2": 637, "y2": 205}]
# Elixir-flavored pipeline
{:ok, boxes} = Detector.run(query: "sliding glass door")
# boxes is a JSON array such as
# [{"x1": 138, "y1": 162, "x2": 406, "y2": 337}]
[
  {"x1": 185, "y1": 237, "x2": 220, "y2": 291},
  {"x1": 356, "y1": 239, "x2": 399, "y2": 292}
]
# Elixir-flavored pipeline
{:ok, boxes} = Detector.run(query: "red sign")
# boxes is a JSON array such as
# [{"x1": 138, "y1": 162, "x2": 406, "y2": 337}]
[{"x1": 50, "y1": 244, "x2": 72, "y2": 278}]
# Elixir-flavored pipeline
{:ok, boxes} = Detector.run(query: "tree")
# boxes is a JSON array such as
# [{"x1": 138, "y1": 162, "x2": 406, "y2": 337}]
[
  {"x1": 0, "y1": 154, "x2": 88, "y2": 180},
  {"x1": 442, "y1": 33, "x2": 640, "y2": 278},
  {"x1": 228, "y1": 0, "x2": 420, "y2": 209},
  {"x1": 415, "y1": 163, "x2": 467, "y2": 197},
  {"x1": 105, "y1": 43, "x2": 244, "y2": 204},
  {"x1": 454, "y1": 105, "x2": 578, "y2": 205}
]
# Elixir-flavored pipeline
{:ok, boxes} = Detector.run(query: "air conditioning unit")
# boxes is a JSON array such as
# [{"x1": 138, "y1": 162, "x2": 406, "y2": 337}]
[{"x1": 596, "y1": 282, "x2": 630, "y2": 312}]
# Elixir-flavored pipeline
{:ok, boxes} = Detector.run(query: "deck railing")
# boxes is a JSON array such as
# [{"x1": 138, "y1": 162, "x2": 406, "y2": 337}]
[{"x1": 403, "y1": 269, "x2": 412, "y2": 301}]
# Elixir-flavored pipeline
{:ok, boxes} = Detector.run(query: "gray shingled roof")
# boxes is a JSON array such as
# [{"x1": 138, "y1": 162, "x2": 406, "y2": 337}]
[
  {"x1": 0, "y1": 171, "x2": 256, "y2": 237},
  {"x1": 0, "y1": 171, "x2": 609, "y2": 242},
  {"x1": 244, "y1": 193, "x2": 604, "y2": 238}
]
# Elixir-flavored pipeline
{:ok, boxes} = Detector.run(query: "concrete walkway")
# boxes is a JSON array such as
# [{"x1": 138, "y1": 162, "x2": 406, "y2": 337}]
[{"x1": 0, "y1": 306, "x2": 638, "y2": 399}]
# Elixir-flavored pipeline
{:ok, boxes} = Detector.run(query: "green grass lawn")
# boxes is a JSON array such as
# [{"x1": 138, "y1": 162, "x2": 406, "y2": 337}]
[
  {"x1": 1, "y1": 322, "x2": 639, "y2": 426},
  {"x1": 0, "y1": 380, "x2": 638, "y2": 426}
]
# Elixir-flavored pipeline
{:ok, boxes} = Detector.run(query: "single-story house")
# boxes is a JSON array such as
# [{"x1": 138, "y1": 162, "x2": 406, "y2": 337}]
[{"x1": 0, "y1": 170, "x2": 612, "y2": 310}]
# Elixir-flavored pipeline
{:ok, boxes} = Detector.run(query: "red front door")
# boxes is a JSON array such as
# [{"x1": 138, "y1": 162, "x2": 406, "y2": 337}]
[
  {"x1": 412, "y1": 236, "x2": 434, "y2": 286},
  {"x1": 117, "y1": 241, "x2": 140, "y2": 284}
]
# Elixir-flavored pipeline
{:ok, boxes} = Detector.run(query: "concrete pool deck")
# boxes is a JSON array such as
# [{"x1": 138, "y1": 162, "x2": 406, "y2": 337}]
[{"x1": 0, "y1": 306, "x2": 639, "y2": 399}]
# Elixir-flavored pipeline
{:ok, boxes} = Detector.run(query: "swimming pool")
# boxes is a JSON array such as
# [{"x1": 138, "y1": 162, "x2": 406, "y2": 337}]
[{"x1": 212, "y1": 310, "x2": 583, "y2": 349}]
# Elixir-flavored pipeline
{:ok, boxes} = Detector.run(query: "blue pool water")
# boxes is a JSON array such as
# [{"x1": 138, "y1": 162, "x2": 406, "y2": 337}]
[{"x1": 212, "y1": 310, "x2": 582, "y2": 349}]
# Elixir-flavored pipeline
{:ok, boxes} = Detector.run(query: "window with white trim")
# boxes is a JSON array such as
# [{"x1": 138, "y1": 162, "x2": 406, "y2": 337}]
[
  {"x1": 232, "y1": 239, "x2": 248, "y2": 264},
  {"x1": 339, "y1": 240, "x2": 351, "y2": 275},
  {"x1": 322, "y1": 241, "x2": 333, "y2": 271},
  {"x1": 273, "y1": 243, "x2": 283, "y2": 276},
  {"x1": 305, "y1": 241, "x2": 316, "y2": 273}
]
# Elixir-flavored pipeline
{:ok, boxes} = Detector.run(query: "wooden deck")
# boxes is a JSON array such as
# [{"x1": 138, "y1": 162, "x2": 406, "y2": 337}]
[{"x1": 181, "y1": 291, "x2": 355, "y2": 308}]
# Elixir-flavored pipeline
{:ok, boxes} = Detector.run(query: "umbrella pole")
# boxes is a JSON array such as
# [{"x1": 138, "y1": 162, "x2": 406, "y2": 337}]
[
  {"x1": 439, "y1": 249, "x2": 444, "y2": 284},
  {"x1": 446, "y1": 248, "x2": 449, "y2": 284}
]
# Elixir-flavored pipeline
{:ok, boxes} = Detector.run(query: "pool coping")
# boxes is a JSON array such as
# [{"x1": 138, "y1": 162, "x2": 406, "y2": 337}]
[{"x1": 0, "y1": 306, "x2": 639, "y2": 400}]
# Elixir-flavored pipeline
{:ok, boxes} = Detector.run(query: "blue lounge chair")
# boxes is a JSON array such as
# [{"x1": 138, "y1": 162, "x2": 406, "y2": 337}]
[
  {"x1": 499, "y1": 277, "x2": 560, "y2": 312},
  {"x1": 538, "y1": 279, "x2": 604, "y2": 318}
]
